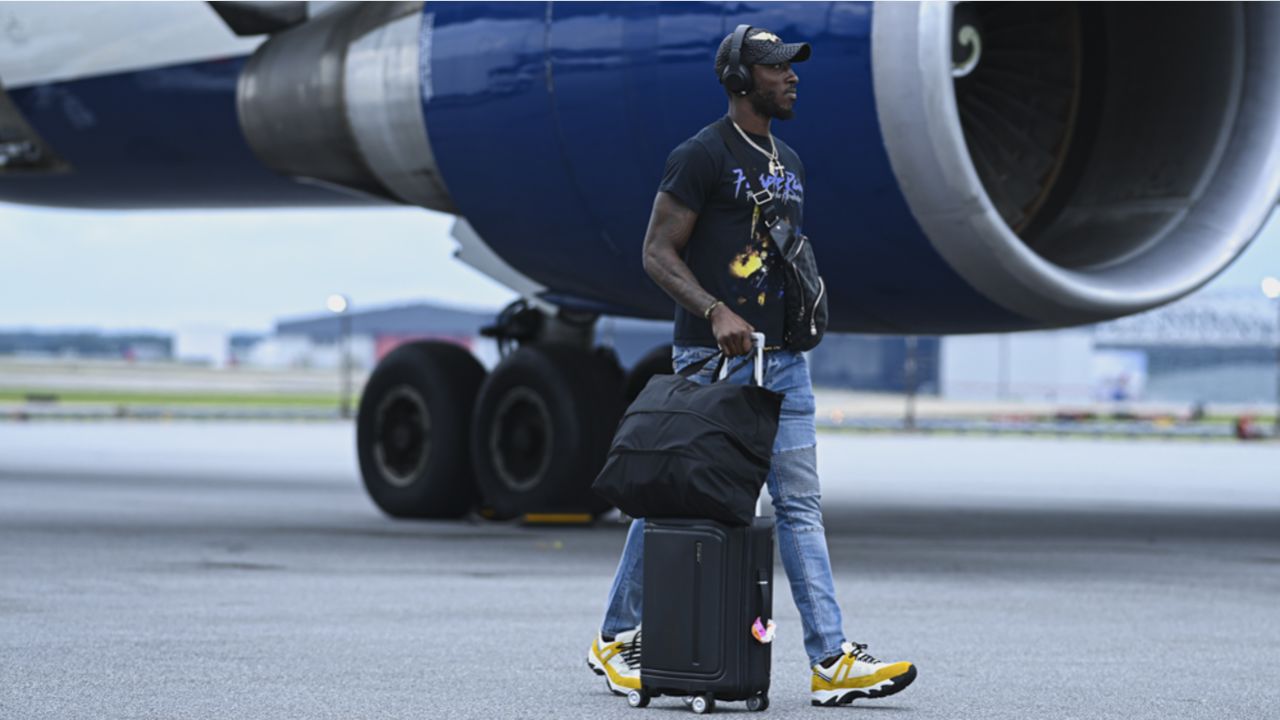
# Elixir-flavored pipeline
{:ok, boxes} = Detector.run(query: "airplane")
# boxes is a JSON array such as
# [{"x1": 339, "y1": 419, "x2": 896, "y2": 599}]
[{"x1": 3, "y1": 2, "x2": 1278, "y2": 521}]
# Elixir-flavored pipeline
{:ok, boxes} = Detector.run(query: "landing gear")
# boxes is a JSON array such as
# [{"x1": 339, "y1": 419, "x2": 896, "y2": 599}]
[
  {"x1": 356, "y1": 341, "x2": 485, "y2": 518},
  {"x1": 471, "y1": 344, "x2": 622, "y2": 519},
  {"x1": 355, "y1": 301, "x2": 627, "y2": 520}
]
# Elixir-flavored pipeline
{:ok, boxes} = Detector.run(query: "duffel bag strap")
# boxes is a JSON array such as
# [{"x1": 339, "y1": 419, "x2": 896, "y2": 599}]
[
  {"x1": 678, "y1": 332, "x2": 766, "y2": 385},
  {"x1": 716, "y1": 331, "x2": 767, "y2": 386},
  {"x1": 677, "y1": 351, "x2": 725, "y2": 379}
]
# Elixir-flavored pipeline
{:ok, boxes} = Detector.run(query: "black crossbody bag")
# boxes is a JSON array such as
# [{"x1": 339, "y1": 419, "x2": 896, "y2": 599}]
[{"x1": 716, "y1": 118, "x2": 827, "y2": 352}]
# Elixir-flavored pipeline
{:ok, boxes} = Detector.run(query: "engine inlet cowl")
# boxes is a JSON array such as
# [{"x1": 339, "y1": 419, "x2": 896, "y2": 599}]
[{"x1": 873, "y1": 1, "x2": 1280, "y2": 328}]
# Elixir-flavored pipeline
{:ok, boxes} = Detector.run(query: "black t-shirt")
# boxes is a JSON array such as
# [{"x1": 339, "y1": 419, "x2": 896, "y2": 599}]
[{"x1": 658, "y1": 116, "x2": 805, "y2": 348}]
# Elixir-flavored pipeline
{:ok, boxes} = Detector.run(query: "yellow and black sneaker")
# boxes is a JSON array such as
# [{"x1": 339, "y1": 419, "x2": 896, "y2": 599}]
[
  {"x1": 811, "y1": 641, "x2": 917, "y2": 706},
  {"x1": 586, "y1": 627, "x2": 642, "y2": 695}
]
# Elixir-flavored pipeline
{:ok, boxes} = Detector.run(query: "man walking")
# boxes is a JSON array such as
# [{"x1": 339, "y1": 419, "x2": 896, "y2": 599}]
[{"x1": 587, "y1": 27, "x2": 917, "y2": 706}]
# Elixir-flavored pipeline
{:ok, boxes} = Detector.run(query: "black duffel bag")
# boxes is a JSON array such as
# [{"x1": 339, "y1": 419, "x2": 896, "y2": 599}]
[{"x1": 592, "y1": 340, "x2": 782, "y2": 526}]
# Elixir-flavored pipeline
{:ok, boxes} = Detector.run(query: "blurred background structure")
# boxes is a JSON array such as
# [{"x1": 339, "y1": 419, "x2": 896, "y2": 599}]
[{"x1": 4, "y1": 285, "x2": 1279, "y2": 429}]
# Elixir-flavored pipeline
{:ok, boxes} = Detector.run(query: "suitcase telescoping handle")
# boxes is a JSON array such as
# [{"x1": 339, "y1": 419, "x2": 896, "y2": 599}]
[
  {"x1": 717, "y1": 331, "x2": 766, "y2": 386},
  {"x1": 715, "y1": 331, "x2": 768, "y2": 516}
]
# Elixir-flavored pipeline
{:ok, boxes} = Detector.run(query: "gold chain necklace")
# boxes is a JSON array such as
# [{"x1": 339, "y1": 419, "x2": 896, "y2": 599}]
[{"x1": 731, "y1": 119, "x2": 785, "y2": 178}]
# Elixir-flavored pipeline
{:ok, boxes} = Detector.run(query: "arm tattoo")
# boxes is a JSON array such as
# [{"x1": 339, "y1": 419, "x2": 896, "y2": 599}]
[{"x1": 641, "y1": 193, "x2": 718, "y2": 315}]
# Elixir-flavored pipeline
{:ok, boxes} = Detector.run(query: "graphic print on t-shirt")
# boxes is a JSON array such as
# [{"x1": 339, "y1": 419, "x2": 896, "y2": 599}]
[
  {"x1": 727, "y1": 167, "x2": 804, "y2": 309},
  {"x1": 659, "y1": 118, "x2": 807, "y2": 348}
]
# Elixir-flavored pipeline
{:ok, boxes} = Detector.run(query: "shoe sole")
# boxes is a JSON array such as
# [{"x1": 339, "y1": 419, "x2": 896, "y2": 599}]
[
  {"x1": 586, "y1": 657, "x2": 629, "y2": 696},
  {"x1": 811, "y1": 665, "x2": 917, "y2": 706}
]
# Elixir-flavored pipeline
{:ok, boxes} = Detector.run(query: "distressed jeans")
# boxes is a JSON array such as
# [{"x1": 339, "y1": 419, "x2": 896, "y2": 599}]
[{"x1": 600, "y1": 345, "x2": 846, "y2": 666}]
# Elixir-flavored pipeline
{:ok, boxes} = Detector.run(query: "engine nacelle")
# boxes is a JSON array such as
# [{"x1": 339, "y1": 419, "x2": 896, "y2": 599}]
[{"x1": 237, "y1": 1, "x2": 456, "y2": 212}]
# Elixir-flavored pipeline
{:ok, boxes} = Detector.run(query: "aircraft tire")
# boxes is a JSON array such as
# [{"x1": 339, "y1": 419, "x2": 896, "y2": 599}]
[
  {"x1": 357, "y1": 341, "x2": 486, "y2": 519},
  {"x1": 623, "y1": 344, "x2": 674, "y2": 406},
  {"x1": 471, "y1": 345, "x2": 622, "y2": 519}
]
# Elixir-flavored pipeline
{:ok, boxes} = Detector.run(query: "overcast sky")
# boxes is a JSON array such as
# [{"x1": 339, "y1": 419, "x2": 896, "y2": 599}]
[
  {"x1": 1, "y1": 202, "x2": 1278, "y2": 336},
  {"x1": 0, "y1": 203, "x2": 518, "y2": 335}
]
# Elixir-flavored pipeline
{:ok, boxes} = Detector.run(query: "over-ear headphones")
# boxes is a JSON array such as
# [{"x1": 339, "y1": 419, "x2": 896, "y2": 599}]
[{"x1": 720, "y1": 24, "x2": 753, "y2": 96}]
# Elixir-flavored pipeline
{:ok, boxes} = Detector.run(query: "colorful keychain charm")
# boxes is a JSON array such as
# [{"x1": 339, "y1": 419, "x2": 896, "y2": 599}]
[{"x1": 751, "y1": 616, "x2": 776, "y2": 644}]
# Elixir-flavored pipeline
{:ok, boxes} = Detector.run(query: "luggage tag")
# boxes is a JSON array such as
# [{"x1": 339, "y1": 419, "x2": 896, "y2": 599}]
[{"x1": 751, "y1": 616, "x2": 776, "y2": 644}]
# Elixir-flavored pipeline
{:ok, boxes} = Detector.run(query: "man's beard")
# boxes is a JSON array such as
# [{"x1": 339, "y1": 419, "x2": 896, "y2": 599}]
[{"x1": 748, "y1": 86, "x2": 794, "y2": 120}]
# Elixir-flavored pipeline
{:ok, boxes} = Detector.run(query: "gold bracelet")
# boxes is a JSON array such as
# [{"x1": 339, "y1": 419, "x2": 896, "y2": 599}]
[{"x1": 702, "y1": 300, "x2": 723, "y2": 320}]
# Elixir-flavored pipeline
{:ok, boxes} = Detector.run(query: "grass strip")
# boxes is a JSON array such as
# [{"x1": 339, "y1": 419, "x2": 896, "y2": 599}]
[{"x1": 0, "y1": 389, "x2": 351, "y2": 407}]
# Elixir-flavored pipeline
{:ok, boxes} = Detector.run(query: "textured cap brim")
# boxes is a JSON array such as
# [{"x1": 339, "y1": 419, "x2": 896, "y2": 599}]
[{"x1": 753, "y1": 42, "x2": 811, "y2": 65}]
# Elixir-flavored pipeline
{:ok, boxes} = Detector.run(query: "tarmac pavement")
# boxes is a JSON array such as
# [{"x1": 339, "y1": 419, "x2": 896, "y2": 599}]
[{"x1": 0, "y1": 423, "x2": 1277, "y2": 719}]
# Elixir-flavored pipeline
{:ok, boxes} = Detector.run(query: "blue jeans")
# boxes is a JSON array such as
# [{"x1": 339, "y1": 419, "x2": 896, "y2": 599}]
[{"x1": 600, "y1": 346, "x2": 846, "y2": 666}]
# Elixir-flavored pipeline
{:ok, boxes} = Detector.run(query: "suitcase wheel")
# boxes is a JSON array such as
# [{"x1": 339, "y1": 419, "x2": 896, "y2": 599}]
[
  {"x1": 690, "y1": 693, "x2": 716, "y2": 714},
  {"x1": 746, "y1": 693, "x2": 769, "y2": 712},
  {"x1": 627, "y1": 689, "x2": 650, "y2": 709}
]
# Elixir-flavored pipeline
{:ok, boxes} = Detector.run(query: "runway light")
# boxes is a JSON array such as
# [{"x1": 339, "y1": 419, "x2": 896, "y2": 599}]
[
  {"x1": 326, "y1": 293, "x2": 349, "y2": 314},
  {"x1": 326, "y1": 294, "x2": 354, "y2": 420},
  {"x1": 1262, "y1": 276, "x2": 1280, "y2": 300}
]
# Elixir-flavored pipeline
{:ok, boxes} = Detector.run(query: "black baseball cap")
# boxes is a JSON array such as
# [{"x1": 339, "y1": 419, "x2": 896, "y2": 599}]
[{"x1": 715, "y1": 27, "x2": 812, "y2": 75}]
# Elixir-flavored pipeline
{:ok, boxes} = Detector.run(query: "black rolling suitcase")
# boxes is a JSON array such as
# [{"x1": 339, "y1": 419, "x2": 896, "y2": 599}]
[
  {"x1": 633, "y1": 517, "x2": 775, "y2": 714},
  {"x1": 627, "y1": 336, "x2": 776, "y2": 715}
]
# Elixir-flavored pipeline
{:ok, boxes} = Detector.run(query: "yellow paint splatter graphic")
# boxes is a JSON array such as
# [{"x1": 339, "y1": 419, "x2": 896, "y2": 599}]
[
  {"x1": 730, "y1": 251, "x2": 764, "y2": 279},
  {"x1": 757, "y1": 292, "x2": 766, "y2": 306}
]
